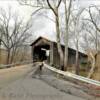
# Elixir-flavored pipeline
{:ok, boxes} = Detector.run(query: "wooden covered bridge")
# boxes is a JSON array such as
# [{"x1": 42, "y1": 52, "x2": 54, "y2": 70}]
[{"x1": 30, "y1": 36, "x2": 87, "y2": 68}]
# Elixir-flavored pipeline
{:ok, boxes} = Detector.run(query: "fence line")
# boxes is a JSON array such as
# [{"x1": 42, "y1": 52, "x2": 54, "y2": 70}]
[{"x1": 44, "y1": 63, "x2": 100, "y2": 87}]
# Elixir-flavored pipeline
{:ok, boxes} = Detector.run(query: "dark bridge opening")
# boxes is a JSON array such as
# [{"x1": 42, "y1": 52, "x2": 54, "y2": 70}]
[{"x1": 33, "y1": 44, "x2": 50, "y2": 62}]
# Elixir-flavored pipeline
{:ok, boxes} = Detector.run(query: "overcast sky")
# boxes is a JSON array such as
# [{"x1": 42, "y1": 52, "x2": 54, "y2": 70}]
[
  {"x1": 0, "y1": 0, "x2": 33, "y2": 22},
  {"x1": 0, "y1": 0, "x2": 100, "y2": 42},
  {"x1": 0, "y1": 0, "x2": 100, "y2": 20}
]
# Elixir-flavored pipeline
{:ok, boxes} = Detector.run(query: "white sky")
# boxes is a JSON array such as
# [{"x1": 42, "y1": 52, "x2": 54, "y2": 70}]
[
  {"x1": 0, "y1": 0, "x2": 33, "y2": 22},
  {"x1": 32, "y1": 0, "x2": 100, "y2": 40},
  {"x1": 0, "y1": 0, "x2": 100, "y2": 19},
  {"x1": 78, "y1": 0, "x2": 100, "y2": 8}
]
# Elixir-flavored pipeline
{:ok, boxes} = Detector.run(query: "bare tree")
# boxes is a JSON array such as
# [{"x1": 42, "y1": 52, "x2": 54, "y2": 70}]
[
  {"x1": 87, "y1": 6, "x2": 100, "y2": 51},
  {"x1": 82, "y1": 5, "x2": 100, "y2": 78},
  {"x1": 70, "y1": 8, "x2": 85, "y2": 74},
  {"x1": 0, "y1": 7, "x2": 31, "y2": 65},
  {"x1": 46, "y1": 0, "x2": 64, "y2": 70},
  {"x1": 19, "y1": 0, "x2": 65, "y2": 70},
  {"x1": 88, "y1": 5, "x2": 100, "y2": 33},
  {"x1": 63, "y1": 0, "x2": 72, "y2": 70}
]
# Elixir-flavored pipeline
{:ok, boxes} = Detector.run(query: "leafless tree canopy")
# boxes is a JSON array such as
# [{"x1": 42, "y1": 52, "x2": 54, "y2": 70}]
[
  {"x1": 17, "y1": 0, "x2": 100, "y2": 79},
  {"x1": 0, "y1": 7, "x2": 32, "y2": 64}
]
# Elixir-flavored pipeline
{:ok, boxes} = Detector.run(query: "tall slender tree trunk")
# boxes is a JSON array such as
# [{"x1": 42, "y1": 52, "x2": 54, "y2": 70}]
[
  {"x1": 10, "y1": 48, "x2": 16, "y2": 63},
  {"x1": 55, "y1": 8, "x2": 64, "y2": 70},
  {"x1": 0, "y1": 40, "x2": 1, "y2": 63},
  {"x1": 95, "y1": 30, "x2": 98, "y2": 52},
  {"x1": 10, "y1": 53, "x2": 14, "y2": 64},
  {"x1": 75, "y1": 41, "x2": 79, "y2": 75},
  {"x1": 88, "y1": 52, "x2": 96, "y2": 78},
  {"x1": 64, "y1": 25, "x2": 68, "y2": 71},
  {"x1": 64, "y1": 0, "x2": 70, "y2": 71},
  {"x1": 6, "y1": 49, "x2": 11, "y2": 65},
  {"x1": 46, "y1": 0, "x2": 64, "y2": 70}
]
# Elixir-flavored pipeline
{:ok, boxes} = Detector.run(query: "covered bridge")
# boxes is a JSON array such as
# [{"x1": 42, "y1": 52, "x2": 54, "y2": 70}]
[{"x1": 30, "y1": 36, "x2": 87, "y2": 68}]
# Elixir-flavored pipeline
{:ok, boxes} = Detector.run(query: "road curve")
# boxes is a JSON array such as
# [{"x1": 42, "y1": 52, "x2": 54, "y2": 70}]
[{"x1": 0, "y1": 64, "x2": 86, "y2": 100}]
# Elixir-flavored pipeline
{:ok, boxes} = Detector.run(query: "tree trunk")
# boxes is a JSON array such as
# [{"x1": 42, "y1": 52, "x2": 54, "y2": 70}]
[
  {"x1": 64, "y1": 0, "x2": 72, "y2": 71},
  {"x1": 0, "y1": 40, "x2": 1, "y2": 62},
  {"x1": 10, "y1": 49, "x2": 14, "y2": 63},
  {"x1": 10, "y1": 53, "x2": 14, "y2": 63},
  {"x1": 10, "y1": 48, "x2": 16, "y2": 63},
  {"x1": 75, "y1": 40, "x2": 79, "y2": 75},
  {"x1": 75, "y1": 48, "x2": 79, "y2": 75},
  {"x1": 87, "y1": 52, "x2": 96, "y2": 78},
  {"x1": 64, "y1": 5, "x2": 68, "y2": 71},
  {"x1": 55, "y1": 8, "x2": 64, "y2": 70},
  {"x1": 6, "y1": 49, "x2": 11, "y2": 65},
  {"x1": 64, "y1": 26, "x2": 68, "y2": 71}
]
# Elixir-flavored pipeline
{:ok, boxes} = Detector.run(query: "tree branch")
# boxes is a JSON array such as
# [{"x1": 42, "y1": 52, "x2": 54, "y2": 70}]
[
  {"x1": 47, "y1": 0, "x2": 57, "y2": 16},
  {"x1": 57, "y1": 0, "x2": 62, "y2": 8},
  {"x1": 89, "y1": 6, "x2": 100, "y2": 32}
]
